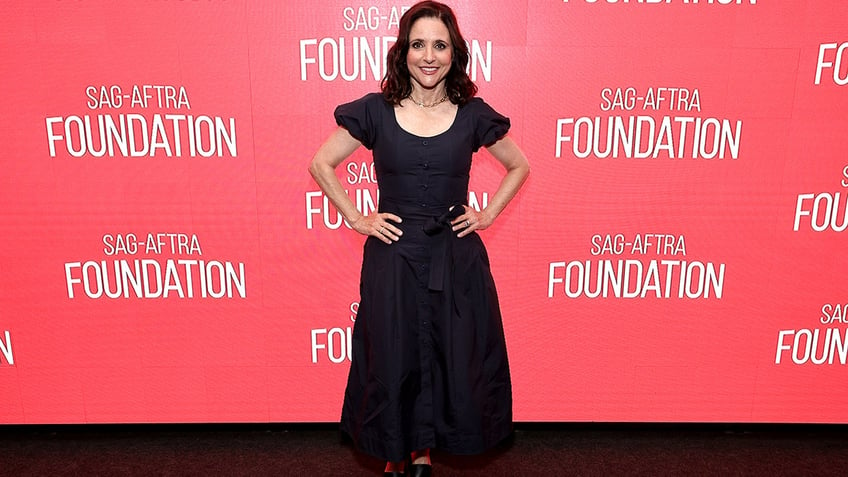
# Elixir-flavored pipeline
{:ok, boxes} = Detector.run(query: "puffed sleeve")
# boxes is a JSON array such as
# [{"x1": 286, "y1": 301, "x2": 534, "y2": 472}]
[
  {"x1": 471, "y1": 98, "x2": 511, "y2": 152},
  {"x1": 334, "y1": 93, "x2": 379, "y2": 150}
]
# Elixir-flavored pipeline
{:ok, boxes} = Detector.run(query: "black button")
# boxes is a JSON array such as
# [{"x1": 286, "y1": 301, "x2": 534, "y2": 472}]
[
  {"x1": 422, "y1": 140, "x2": 429, "y2": 146},
  {"x1": 423, "y1": 163, "x2": 429, "y2": 169}
]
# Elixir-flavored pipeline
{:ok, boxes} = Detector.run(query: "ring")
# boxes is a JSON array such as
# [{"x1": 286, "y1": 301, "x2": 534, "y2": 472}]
[
  {"x1": 465, "y1": 220, "x2": 470, "y2": 227},
  {"x1": 379, "y1": 227, "x2": 385, "y2": 234}
]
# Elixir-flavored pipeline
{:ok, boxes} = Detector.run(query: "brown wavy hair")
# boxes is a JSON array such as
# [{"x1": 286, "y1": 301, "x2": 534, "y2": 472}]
[{"x1": 381, "y1": 1, "x2": 477, "y2": 106}]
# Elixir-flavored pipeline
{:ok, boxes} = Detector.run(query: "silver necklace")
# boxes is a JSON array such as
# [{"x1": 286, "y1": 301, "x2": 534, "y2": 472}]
[{"x1": 409, "y1": 93, "x2": 448, "y2": 108}]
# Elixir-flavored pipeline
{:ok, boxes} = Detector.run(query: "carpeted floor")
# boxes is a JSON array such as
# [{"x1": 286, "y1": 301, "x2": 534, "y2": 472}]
[{"x1": 1, "y1": 423, "x2": 846, "y2": 476}]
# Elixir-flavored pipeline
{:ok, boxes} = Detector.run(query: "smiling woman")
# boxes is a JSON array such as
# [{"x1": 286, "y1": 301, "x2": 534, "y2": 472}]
[
  {"x1": 310, "y1": 2, "x2": 529, "y2": 476},
  {"x1": 405, "y1": 18, "x2": 452, "y2": 96},
  {"x1": 308, "y1": 1, "x2": 530, "y2": 475}
]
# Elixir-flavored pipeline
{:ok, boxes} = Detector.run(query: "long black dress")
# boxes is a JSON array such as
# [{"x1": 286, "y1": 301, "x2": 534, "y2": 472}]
[{"x1": 336, "y1": 93, "x2": 513, "y2": 462}]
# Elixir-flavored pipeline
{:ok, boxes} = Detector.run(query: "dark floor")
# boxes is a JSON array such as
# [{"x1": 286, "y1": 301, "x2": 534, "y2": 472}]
[{"x1": 1, "y1": 423, "x2": 846, "y2": 476}]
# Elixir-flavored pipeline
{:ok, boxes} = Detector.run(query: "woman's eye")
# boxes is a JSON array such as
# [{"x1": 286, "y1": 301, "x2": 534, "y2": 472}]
[{"x1": 411, "y1": 41, "x2": 422, "y2": 48}]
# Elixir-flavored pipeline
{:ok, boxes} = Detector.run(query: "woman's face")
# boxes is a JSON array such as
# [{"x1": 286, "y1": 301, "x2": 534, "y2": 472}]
[{"x1": 405, "y1": 17, "x2": 453, "y2": 93}]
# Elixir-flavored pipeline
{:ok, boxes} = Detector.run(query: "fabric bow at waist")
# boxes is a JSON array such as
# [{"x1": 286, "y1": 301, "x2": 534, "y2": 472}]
[
  {"x1": 377, "y1": 199, "x2": 466, "y2": 292},
  {"x1": 422, "y1": 205, "x2": 464, "y2": 292}
]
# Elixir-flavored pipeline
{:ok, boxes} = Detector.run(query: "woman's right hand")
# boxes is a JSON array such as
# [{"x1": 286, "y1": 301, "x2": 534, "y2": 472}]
[{"x1": 351, "y1": 213, "x2": 403, "y2": 244}]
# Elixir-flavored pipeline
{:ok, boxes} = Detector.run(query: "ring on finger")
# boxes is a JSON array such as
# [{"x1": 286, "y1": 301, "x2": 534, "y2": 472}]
[
  {"x1": 464, "y1": 220, "x2": 470, "y2": 227},
  {"x1": 379, "y1": 226, "x2": 385, "y2": 234}
]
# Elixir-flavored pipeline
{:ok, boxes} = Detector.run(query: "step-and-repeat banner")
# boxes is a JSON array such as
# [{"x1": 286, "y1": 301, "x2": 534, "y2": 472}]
[{"x1": 2, "y1": 0, "x2": 846, "y2": 424}]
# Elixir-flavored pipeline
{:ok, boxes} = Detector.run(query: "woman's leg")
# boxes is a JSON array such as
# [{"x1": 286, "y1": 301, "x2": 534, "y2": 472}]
[
  {"x1": 384, "y1": 460, "x2": 407, "y2": 474},
  {"x1": 410, "y1": 448, "x2": 430, "y2": 465},
  {"x1": 384, "y1": 448, "x2": 429, "y2": 474},
  {"x1": 409, "y1": 448, "x2": 431, "y2": 476}
]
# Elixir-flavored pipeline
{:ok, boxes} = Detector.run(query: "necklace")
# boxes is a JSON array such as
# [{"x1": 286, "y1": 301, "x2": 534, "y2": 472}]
[{"x1": 409, "y1": 93, "x2": 448, "y2": 108}]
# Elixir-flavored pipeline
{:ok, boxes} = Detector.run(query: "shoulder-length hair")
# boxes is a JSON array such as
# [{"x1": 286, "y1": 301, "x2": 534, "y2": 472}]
[{"x1": 381, "y1": 1, "x2": 477, "y2": 106}]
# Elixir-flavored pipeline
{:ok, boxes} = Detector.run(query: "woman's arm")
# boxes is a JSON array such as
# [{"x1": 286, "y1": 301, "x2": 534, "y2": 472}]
[
  {"x1": 451, "y1": 135, "x2": 530, "y2": 237},
  {"x1": 309, "y1": 127, "x2": 403, "y2": 244}
]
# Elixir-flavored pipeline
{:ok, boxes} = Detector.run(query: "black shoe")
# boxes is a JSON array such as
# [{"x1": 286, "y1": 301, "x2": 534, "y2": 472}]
[{"x1": 409, "y1": 463, "x2": 431, "y2": 477}]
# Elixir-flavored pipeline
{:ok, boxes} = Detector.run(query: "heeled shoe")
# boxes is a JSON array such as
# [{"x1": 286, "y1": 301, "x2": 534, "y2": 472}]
[{"x1": 408, "y1": 463, "x2": 431, "y2": 477}]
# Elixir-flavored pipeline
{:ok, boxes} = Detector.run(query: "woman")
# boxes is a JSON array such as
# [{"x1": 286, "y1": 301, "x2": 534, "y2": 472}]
[{"x1": 309, "y1": 2, "x2": 529, "y2": 475}]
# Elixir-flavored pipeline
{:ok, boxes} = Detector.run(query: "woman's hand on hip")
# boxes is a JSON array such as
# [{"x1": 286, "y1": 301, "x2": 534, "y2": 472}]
[
  {"x1": 351, "y1": 213, "x2": 403, "y2": 244},
  {"x1": 451, "y1": 206, "x2": 492, "y2": 238}
]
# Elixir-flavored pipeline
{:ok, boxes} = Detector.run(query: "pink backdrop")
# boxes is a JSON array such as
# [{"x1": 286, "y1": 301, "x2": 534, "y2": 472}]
[{"x1": 2, "y1": 0, "x2": 847, "y2": 424}]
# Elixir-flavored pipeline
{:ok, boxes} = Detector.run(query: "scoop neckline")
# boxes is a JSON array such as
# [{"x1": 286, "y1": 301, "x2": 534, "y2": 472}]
[{"x1": 391, "y1": 101, "x2": 460, "y2": 139}]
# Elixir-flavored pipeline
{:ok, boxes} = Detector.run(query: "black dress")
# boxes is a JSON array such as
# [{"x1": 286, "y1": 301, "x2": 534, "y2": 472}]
[{"x1": 336, "y1": 93, "x2": 513, "y2": 462}]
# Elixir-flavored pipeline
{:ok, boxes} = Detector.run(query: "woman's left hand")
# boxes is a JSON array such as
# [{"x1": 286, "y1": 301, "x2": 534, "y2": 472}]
[{"x1": 450, "y1": 205, "x2": 493, "y2": 238}]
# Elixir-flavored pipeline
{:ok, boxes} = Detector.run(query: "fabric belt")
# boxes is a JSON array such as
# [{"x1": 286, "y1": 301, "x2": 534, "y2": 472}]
[
  {"x1": 379, "y1": 200, "x2": 465, "y2": 292},
  {"x1": 422, "y1": 205, "x2": 464, "y2": 292}
]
